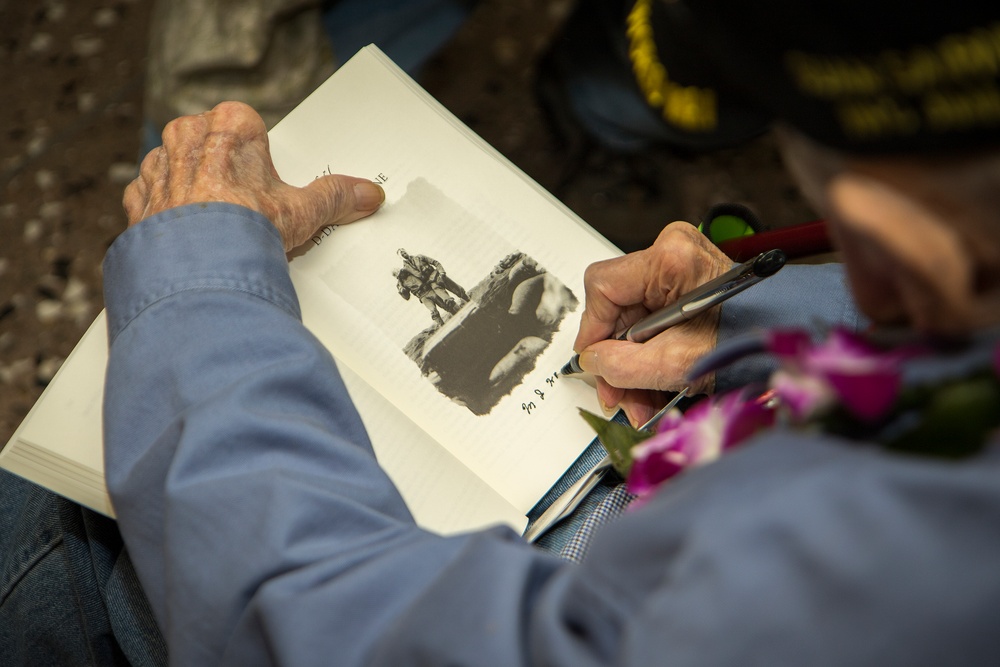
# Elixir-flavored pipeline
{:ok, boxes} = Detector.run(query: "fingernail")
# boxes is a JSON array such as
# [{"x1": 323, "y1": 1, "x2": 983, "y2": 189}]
[
  {"x1": 578, "y1": 350, "x2": 598, "y2": 374},
  {"x1": 354, "y1": 182, "x2": 385, "y2": 211},
  {"x1": 599, "y1": 397, "x2": 617, "y2": 417}
]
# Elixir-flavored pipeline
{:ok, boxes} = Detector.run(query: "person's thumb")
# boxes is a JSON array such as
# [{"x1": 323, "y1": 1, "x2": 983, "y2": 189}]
[
  {"x1": 306, "y1": 174, "x2": 385, "y2": 222},
  {"x1": 282, "y1": 175, "x2": 384, "y2": 249}
]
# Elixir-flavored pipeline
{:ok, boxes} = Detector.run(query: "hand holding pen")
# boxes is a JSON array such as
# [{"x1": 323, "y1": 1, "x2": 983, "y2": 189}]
[
  {"x1": 562, "y1": 248, "x2": 786, "y2": 374},
  {"x1": 563, "y1": 222, "x2": 785, "y2": 425}
]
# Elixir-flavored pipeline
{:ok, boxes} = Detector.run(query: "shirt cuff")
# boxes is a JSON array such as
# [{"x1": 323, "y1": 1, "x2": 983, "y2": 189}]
[{"x1": 102, "y1": 203, "x2": 300, "y2": 344}]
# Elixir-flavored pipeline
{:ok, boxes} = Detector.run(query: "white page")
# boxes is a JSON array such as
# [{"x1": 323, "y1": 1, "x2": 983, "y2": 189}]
[
  {"x1": 337, "y1": 364, "x2": 527, "y2": 534},
  {"x1": 272, "y1": 46, "x2": 620, "y2": 512},
  {"x1": 1, "y1": 313, "x2": 113, "y2": 516}
]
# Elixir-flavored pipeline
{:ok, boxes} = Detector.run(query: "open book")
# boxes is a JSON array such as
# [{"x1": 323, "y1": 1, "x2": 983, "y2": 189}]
[{"x1": 1, "y1": 45, "x2": 622, "y2": 536}]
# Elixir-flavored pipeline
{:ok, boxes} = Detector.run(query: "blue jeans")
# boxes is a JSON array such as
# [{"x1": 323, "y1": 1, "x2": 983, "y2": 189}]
[{"x1": 0, "y1": 470, "x2": 166, "y2": 666}]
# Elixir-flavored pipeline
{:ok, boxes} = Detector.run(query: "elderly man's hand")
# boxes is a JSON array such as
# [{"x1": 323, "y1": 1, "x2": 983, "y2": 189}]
[
  {"x1": 573, "y1": 222, "x2": 733, "y2": 426},
  {"x1": 123, "y1": 101, "x2": 384, "y2": 250}
]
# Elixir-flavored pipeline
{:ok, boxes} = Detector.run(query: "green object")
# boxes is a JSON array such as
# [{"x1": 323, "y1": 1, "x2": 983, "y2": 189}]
[
  {"x1": 707, "y1": 214, "x2": 756, "y2": 243},
  {"x1": 887, "y1": 373, "x2": 1000, "y2": 459},
  {"x1": 579, "y1": 409, "x2": 652, "y2": 476},
  {"x1": 700, "y1": 203, "x2": 763, "y2": 244}
]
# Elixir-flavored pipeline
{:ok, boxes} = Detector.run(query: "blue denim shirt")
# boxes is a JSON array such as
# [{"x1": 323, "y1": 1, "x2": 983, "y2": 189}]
[{"x1": 96, "y1": 203, "x2": 1000, "y2": 665}]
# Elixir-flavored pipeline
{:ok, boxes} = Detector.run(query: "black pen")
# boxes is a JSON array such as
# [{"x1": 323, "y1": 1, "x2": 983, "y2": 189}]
[{"x1": 560, "y1": 249, "x2": 787, "y2": 376}]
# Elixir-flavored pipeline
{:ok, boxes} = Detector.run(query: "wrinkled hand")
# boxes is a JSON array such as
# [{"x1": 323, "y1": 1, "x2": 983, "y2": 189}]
[
  {"x1": 123, "y1": 101, "x2": 385, "y2": 250},
  {"x1": 573, "y1": 222, "x2": 734, "y2": 426}
]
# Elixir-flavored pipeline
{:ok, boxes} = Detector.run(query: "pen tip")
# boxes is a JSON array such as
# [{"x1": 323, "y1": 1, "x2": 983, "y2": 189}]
[{"x1": 560, "y1": 355, "x2": 583, "y2": 376}]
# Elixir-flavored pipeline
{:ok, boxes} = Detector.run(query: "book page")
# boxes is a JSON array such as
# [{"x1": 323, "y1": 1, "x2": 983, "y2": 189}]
[
  {"x1": 272, "y1": 46, "x2": 621, "y2": 512},
  {"x1": 0, "y1": 313, "x2": 113, "y2": 516},
  {"x1": 337, "y1": 364, "x2": 527, "y2": 534}
]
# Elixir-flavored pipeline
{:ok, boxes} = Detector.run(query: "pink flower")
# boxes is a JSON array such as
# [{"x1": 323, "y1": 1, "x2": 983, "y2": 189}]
[
  {"x1": 626, "y1": 392, "x2": 774, "y2": 499},
  {"x1": 766, "y1": 328, "x2": 911, "y2": 423}
]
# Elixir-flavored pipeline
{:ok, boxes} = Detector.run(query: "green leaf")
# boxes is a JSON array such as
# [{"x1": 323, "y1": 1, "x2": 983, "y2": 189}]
[
  {"x1": 888, "y1": 374, "x2": 1000, "y2": 458},
  {"x1": 579, "y1": 409, "x2": 653, "y2": 476}
]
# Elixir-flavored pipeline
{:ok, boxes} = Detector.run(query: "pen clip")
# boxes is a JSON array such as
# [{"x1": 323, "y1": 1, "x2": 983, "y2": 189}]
[
  {"x1": 680, "y1": 270, "x2": 761, "y2": 312},
  {"x1": 638, "y1": 386, "x2": 689, "y2": 432},
  {"x1": 679, "y1": 249, "x2": 786, "y2": 314},
  {"x1": 677, "y1": 254, "x2": 760, "y2": 306}
]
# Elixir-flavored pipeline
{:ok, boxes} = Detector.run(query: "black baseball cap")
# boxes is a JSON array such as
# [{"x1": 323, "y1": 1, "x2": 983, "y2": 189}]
[{"x1": 628, "y1": 0, "x2": 1000, "y2": 154}]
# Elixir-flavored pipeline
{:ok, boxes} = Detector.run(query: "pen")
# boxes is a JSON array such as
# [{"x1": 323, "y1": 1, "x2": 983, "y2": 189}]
[{"x1": 560, "y1": 249, "x2": 787, "y2": 376}]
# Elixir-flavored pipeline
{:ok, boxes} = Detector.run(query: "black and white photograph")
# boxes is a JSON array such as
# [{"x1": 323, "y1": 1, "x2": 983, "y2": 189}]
[{"x1": 396, "y1": 248, "x2": 577, "y2": 415}]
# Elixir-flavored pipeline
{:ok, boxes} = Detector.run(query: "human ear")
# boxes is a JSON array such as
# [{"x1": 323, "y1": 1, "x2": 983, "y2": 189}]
[{"x1": 827, "y1": 174, "x2": 974, "y2": 333}]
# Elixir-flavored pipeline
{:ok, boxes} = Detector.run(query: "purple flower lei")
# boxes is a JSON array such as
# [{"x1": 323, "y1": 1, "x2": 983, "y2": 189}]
[
  {"x1": 586, "y1": 328, "x2": 1000, "y2": 502},
  {"x1": 764, "y1": 328, "x2": 917, "y2": 423},
  {"x1": 626, "y1": 390, "x2": 774, "y2": 500}
]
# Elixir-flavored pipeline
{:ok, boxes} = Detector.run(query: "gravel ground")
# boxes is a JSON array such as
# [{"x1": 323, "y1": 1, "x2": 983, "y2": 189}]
[{"x1": 0, "y1": 0, "x2": 817, "y2": 445}]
